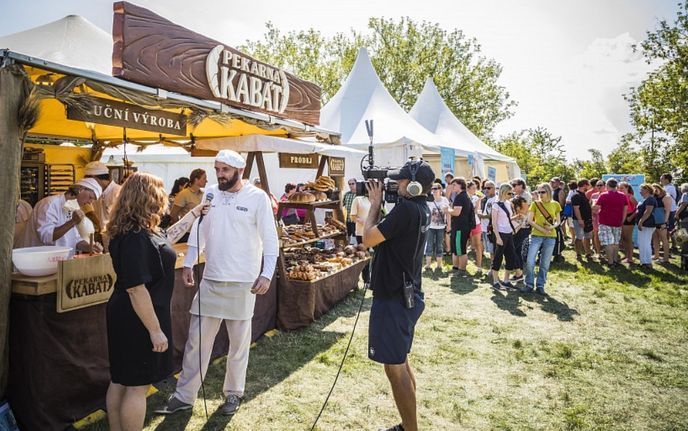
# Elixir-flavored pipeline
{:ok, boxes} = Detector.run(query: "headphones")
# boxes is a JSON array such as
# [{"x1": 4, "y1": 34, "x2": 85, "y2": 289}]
[{"x1": 406, "y1": 161, "x2": 424, "y2": 197}]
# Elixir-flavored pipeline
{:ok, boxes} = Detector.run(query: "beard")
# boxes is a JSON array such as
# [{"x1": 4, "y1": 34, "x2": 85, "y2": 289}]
[{"x1": 218, "y1": 170, "x2": 241, "y2": 191}]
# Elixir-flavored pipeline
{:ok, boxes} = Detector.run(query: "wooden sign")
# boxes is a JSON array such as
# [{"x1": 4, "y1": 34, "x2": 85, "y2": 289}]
[
  {"x1": 67, "y1": 97, "x2": 187, "y2": 135},
  {"x1": 112, "y1": 2, "x2": 321, "y2": 125},
  {"x1": 328, "y1": 157, "x2": 345, "y2": 177},
  {"x1": 57, "y1": 254, "x2": 117, "y2": 313},
  {"x1": 279, "y1": 153, "x2": 319, "y2": 169}
]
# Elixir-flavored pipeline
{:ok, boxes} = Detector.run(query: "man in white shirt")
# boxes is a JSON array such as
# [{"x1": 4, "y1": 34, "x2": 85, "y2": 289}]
[
  {"x1": 22, "y1": 179, "x2": 103, "y2": 254},
  {"x1": 159, "y1": 150, "x2": 279, "y2": 417},
  {"x1": 84, "y1": 161, "x2": 121, "y2": 247}
]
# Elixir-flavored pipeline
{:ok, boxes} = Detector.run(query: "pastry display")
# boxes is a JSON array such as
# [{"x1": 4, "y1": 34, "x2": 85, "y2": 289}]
[
  {"x1": 280, "y1": 219, "x2": 346, "y2": 246},
  {"x1": 305, "y1": 176, "x2": 336, "y2": 192},
  {"x1": 288, "y1": 191, "x2": 316, "y2": 203},
  {"x1": 284, "y1": 245, "x2": 371, "y2": 281}
]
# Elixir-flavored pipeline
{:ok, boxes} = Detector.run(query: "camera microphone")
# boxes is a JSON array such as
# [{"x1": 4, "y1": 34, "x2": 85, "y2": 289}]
[{"x1": 199, "y1": 192, "x2": 214, "y2": 224}]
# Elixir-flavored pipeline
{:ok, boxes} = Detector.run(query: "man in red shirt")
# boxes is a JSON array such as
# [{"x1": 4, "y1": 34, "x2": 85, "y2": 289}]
[{"x1": 593, "y1": 178, "x2": 628, "y2": 266}]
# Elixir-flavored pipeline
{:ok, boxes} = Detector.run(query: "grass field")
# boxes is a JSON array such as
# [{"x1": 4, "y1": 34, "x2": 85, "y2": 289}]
[{"x1": 83, "y1": 249, "x2": 688, "y2": 430}]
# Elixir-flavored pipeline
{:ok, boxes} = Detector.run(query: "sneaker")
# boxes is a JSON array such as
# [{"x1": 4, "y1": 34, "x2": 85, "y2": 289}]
[
  {"x1": 510, "y1": 274, "x2": 524, "y2": 283},
  {"x1": 220, "y1": 394, "x2": 242, "y2": 416},
  {"x1": 500, "y1": 281, "x2": 516, "y2": 289},
  {"x1": 378, "y1": 424, "x2": 404, "y2": 431},
  {"x1": 520, "y1": 285, "x2": 534, "y2": 293},
  {"x1": 154, "y1": 395, "x2": 192, "y2": 415},
  {"x1": 475, "y1": 268, "x2": 483, "y2": 277},
  {"x1": 535, "y1": 287, "x2": 546, "y2": 295},
  {"x1": 492, "y1": 282, "x2": 505, "y2": 291}
]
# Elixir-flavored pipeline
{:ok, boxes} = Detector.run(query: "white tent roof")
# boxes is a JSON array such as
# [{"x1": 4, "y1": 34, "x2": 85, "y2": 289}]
[
  {"x1": 0, "y1": 15, "x2": 112, "y2": 75},
  {"x1": 321, "y1": 48, "x2": 441, "y2": 153},
  {"x1": 410, "y1": 79, "x2": 514, "y2": 163}
]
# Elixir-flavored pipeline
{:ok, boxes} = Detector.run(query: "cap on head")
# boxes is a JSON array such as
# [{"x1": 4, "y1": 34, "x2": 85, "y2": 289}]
[
  {"x1": 215, "y1": 149, "x2": 246, "y2": 168},
  {"x1": 388, "y1": 160, "x2": 436, "y2": 193},
  {"x1": 75, "y1": 178, "x2": 103, "y2": 199},
  {"x1": 84, "y1": 161, "x2": 109, "y2": 176}
]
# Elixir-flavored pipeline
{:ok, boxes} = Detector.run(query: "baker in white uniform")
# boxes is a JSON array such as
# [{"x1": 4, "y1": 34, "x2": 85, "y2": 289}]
[
  {"x1": 83, "y1": 161, "x2": 121, "y2": 230},
  {"x1": 158, "y1": 149, "x2": 279, "y2": 416},
  {"x1": 22, "y1": 178, "x2": 103, "y2": 254}
]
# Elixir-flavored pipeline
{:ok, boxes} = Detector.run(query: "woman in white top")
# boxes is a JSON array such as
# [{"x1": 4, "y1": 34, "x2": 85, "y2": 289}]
[
  {"x1": 425, "y1": 183, "x2": 450, "y2": 270},
  {"x1": 490, "y1": 183, "x2": 517, "y2": 290}
]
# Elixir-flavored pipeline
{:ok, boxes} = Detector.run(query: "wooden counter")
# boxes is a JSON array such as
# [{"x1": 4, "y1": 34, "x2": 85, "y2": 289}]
[{"x1": 10, "y1": 243, "x2": 204, "y2": 296}]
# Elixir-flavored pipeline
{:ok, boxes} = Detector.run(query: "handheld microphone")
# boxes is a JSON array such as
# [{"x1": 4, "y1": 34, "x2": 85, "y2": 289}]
[{"x1": 199, "y1": 192, "x2": 214, "y2": 224}]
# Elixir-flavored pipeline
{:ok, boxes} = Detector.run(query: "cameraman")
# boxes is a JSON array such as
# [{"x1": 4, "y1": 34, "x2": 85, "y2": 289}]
[{"x1": 362, "y1": 160, "x2": 434, "y2": 431}]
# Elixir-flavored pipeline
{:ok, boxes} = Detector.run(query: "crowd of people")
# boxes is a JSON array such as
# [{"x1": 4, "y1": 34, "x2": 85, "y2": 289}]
[{"x1": 340, "y1": 171, "x2": 688, "y2": 296}]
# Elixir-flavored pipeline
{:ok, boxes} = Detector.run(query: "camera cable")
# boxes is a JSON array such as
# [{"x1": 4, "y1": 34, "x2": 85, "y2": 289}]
[{"x1": 309, "y1": 278, "x2": 370, "y2": 431}]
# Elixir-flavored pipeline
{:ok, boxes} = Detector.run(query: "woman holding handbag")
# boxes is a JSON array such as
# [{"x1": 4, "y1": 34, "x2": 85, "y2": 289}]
[
  {"x1": 522, "y1": 183, "x2": 562, "y2": 295},
  {"x1": 490, "y1": 184, "x2": 517, "y2": 290}
]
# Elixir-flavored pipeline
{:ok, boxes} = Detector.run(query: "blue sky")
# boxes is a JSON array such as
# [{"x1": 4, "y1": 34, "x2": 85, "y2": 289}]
[{"x1": 0, "y1": 0, "x2": 680, "y2": 160}]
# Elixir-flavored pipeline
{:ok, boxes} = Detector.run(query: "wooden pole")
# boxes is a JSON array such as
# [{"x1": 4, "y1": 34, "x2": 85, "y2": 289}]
[{"x1": 0, "y1": 65, "x2": 29, "y2": 398}]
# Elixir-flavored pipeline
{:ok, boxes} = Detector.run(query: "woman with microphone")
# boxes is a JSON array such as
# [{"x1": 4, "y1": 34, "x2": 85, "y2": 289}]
[{"x1": 105, "y1": 172, "x2": 208, "y2": 431}]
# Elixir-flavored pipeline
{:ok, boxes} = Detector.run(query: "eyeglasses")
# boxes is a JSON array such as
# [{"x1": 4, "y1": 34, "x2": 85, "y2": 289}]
[
  {"x1": 596, "y1": 184, "x2": 603, "y2": 188},
  {"x1": 431, "y1": 187, "x2": 440, "y2": 190},
  {"x1": 485, "y1": 186, "x2": 494, "y2": 189},
  {"x1": 507, "y1": 192, "x2": 515, "y2": 196},
  {"x1": 348, "y1": 182, "x2": 356, "y2": 185},
  {"x1": 537, "y1": 190, "x2": 548, "y2": 195}
]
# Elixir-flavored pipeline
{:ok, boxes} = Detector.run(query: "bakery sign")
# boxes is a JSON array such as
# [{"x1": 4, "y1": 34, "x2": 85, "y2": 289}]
[
  {"x1": 112, "y1": 2, "x2": 321, "y2": 125},
  {"x1": 67, "y1": 97, "x2": 187, "y2": 135},
  {"x1": 327, "y1": 157, "x2": 345, "y2": 177},
  {"x1": 57, "y1": 254, "x2": 117, "y2": 313},
  {"x1": 279, "y1": 153, "x2": 319, "y2": 169}
]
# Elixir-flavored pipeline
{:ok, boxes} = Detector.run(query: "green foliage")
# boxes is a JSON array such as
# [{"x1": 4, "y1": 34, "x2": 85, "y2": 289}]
[
  {"x1": 573, "y1": 149, "x2": 607, "y2": 180},
  {"x1": 241, "y1": 17, "x2": 515, "y2": 139},
  {"x1": 494, "y1": 127, "x2": 574, "y2": 185},
  {"x1": 625, "y1": 2, "x2": 688, "y2": 179}
]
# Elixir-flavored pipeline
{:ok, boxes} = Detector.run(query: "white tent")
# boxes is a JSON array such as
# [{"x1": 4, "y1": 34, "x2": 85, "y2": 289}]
[
  {"x1": 0, "y1": 15, "x2": 112, "y2": 75},
  {"x1": 410, "y1": 79, "x2": 521, "y2": 180},
  {"x1": 321, "y1": 48, "x2": 442, "y2": 173}
]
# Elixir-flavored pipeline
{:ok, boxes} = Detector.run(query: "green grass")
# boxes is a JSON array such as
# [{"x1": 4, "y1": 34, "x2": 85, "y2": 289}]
[{"x1": 82, "y1": 250, "x2": 688, "y2": 430}]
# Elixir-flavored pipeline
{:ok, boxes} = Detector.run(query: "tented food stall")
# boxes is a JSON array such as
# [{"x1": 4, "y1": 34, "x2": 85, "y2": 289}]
[{"x1": 0, "y1": 2, "x2": 356, "y2": 429}]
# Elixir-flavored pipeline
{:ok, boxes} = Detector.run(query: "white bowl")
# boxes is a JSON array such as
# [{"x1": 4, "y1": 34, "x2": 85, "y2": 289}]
[{"x1": 12, "y1": 246, "x2": 72, "y2": 277}]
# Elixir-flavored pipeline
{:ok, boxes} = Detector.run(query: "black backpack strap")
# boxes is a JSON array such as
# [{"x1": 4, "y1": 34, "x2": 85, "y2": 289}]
[{"x1": 497, "y1": 201, "x2": 516, "y2": 233}]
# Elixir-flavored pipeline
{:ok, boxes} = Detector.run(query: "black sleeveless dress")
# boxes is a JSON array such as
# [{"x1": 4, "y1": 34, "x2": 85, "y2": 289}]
[{"x1": 107, "y1": 229, "x2": 176, "y2": 386}]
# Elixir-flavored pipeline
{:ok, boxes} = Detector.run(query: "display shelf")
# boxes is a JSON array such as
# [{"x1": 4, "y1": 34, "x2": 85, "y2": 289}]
[
  {"x1": 280, "y1": 230, "x2": 346, "y2": 249},
  {"x1": 285, "y1": 256, "x2": 371, "y2": 285}
]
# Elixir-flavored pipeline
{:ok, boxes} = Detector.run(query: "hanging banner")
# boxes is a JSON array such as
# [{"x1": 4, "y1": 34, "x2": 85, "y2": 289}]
[
  {"x1": 327, "y1": 157, "x2": 345, "y2": 177},
  {"x1": 602, "y1": 174, "x2": 645, "y2": 204},
  {"x1": 487, "y1": 166, "x2": 497, "y2": 182},
  {"x1": 440, "y1": 147, "x2": 455, "y2": 174},
  {"x1": 112, "y1": 2, "x2": 321, "y2": 125},
  {"x1": 67, "y1": 97, "x2": 187, "y2": 135},
  {"x1": 279, "y1": 153, "x2": 319, "y2": 169}
]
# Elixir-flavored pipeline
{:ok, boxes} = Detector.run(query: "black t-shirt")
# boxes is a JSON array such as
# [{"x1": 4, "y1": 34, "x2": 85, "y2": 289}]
[
  {"x1": 636, "y1": 196, "x2": 658, "y2": 227},
  {"x1": 451, "y1": 191, "x2": 474, "y2": 231},
  {"x1": 371, "y1": 196, "x2": 430, "y2": 299},
  {"x1": 571, "y1": 190, "x2": 592, "y2": 222}
]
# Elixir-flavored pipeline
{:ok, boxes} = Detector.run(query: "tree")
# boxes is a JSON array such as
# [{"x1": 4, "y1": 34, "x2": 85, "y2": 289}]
[
  {"x1": 573, "y1": 149, "x2": 607, "y2": 180},
  {"x1": 625, "y1": 2, "x2": 688, "y2": 180},
  {"x1": 493, "y1": 127, "x2": 573, "y2": 186},
  {"x1": 606, "y1": 135, "x2": 645, "y2": 175},
  {"x1": 241, "y1": 17, "x2": 515, "y2": 139}
]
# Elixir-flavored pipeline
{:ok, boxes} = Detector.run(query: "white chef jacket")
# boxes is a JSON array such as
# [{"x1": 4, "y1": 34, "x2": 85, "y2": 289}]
[
  {"x1": 22, "y1": 194, "x2": 81, "y2": 254},
  {"x1": 14, "y1": 200, "x2": 33, "y2": 249},
  {"x1": 185, "y1": 182, "x2": 279, "y2": 282}
]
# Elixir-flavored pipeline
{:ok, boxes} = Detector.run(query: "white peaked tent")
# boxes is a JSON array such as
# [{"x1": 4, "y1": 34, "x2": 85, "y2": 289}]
[
  {"x1": 321, "y1": 48, "x2": 443, "y2": 177},
  {"x1": 410, "y1": 79, "x2": 521, "y2": 182},
  {"x1": 0, "y1": 15, "x2": 112, "y2": 75}
]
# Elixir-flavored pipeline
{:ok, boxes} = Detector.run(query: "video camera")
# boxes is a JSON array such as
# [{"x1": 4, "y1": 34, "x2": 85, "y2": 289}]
[{"x1": 354, "y1": 120, "x2": 401, "y2": 204}]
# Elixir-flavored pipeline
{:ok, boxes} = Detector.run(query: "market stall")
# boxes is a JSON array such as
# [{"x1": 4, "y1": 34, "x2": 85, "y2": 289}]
[{"x1": 0, "y1": 2, "x2": 342, "y2": 429}]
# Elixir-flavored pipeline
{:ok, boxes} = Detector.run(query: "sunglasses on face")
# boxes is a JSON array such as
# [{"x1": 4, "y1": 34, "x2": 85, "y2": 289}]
[
  {"x1": 537, "y1": 190, "x2": 547, "y2": 194},
  {"x1": 485, "y1": 186, "x2": 494, "y2": 189},
  {"x1": 508, "y1": 192, "x2": 515, "y2": 196},
  {"x1": 596, "y1": 184, "x2": 603, "y2": 187},
  {"x1": 348, "y1": 182, "x2": 356, "y2": 185},
  {"x1": 431, "y1": 187, "x2": 440, "y2": 190}
]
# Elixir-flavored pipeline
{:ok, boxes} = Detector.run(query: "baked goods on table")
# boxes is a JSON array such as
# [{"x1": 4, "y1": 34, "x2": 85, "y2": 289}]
[
  {"x1": 305, "y1": 176, "x2": 336, "y2": 192},
  {"x1": 284, "y1": 244, "x2": 370, "y2": 281},
  {"x1": 288, "y1": 191, "x2": 316, "y2": 203}
]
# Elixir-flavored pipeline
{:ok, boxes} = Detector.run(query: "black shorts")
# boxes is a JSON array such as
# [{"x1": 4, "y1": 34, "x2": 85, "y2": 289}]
[
  {"x1": 368, "y1": 292, "x2": 425, "y2": 365},
  {"x1": 346, "y1": 221, "x2": 356, "y2": 237},
  {"x1": 451, "y1": 227, "x2": 471, "y2": 256}
]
